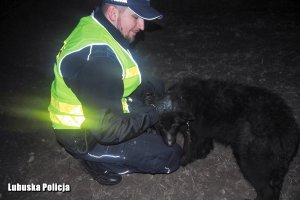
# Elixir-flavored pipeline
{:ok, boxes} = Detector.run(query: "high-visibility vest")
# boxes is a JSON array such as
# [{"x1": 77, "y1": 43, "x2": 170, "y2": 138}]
[{"x1": 48, "y1": 15, "x2": 141, "y2": 129}]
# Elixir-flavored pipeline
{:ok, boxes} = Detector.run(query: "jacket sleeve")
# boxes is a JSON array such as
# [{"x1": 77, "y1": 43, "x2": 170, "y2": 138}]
[{"x1": 61, "y1": 46, "x2": 159, "y2": 145}]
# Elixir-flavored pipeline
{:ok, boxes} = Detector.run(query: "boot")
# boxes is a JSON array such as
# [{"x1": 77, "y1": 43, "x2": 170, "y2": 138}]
[{"x1": 83, "y1": 161, "x2": 122, "y2": 186}]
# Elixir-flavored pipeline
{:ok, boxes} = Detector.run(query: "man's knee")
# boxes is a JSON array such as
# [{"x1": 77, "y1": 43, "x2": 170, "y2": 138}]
[{"x1": 147, "y1": 144, "x2": 182, "y2": 173}]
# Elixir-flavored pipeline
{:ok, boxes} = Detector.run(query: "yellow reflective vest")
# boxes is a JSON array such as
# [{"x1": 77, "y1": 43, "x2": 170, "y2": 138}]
[{"x1": 48, "y1": 15, "x2": 141, "y2": 129}]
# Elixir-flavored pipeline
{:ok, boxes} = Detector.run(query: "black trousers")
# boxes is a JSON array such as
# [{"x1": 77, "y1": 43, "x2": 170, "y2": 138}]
[{"x1": 79, "y1": 133, "x2": 182, "y2": 174}]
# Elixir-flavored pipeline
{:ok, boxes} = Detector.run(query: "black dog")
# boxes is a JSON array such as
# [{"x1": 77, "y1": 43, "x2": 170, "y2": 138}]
[{"x1": 155, "y1": 77, "x2": 299, "y2": 200}]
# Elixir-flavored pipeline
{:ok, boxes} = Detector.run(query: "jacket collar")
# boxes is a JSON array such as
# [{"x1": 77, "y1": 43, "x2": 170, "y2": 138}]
[{"x1": 93, "y1": 9, "x2": 130, "y2": 50}]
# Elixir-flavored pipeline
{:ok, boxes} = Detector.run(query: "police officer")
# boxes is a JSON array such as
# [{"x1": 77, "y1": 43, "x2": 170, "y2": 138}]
[{"x1": 48, "y1": 0, "x2": 182, "y2": 185}]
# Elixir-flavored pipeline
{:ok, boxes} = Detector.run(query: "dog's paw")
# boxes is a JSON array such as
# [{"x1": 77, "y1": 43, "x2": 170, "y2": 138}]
[
  {"x1": 196, "y1": 142, "x2": 213, "y2": 159},
  {"x1": 180, "y1": 155, "x2": 190, "y2": 166},
  {"x1": 196, "y1": 148, "x2": 211, "y2": 159}
]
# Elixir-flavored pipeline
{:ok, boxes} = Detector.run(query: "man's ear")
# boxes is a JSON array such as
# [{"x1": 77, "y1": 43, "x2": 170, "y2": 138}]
[{"x1": 106, "y1": 5, "x2": 119, "y2": 22}]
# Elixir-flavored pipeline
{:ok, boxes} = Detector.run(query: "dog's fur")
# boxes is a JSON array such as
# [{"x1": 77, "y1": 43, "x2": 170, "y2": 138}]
[{"x1": 155, "y1": 77, "x2": 299, "y2": 200}]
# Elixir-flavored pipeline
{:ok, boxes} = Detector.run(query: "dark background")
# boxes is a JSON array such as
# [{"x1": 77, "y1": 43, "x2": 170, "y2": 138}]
[{"x1": 0, "y1": 0, "x2": 299, "y2": 199}]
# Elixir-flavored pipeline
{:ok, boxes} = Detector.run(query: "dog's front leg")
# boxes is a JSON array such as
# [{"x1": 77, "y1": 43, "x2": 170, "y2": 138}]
[{"x1": 180, "y1": 121, "x2": 192, "y2": 166}]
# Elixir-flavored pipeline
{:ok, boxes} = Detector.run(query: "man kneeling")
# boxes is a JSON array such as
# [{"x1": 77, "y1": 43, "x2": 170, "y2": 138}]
[{"x1": 48, "y1": 0, "x2": 182, "y2": 185}]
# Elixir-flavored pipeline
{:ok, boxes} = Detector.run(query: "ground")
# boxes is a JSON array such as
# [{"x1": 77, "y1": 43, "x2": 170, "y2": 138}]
[{"x1": 0, "y1": 1, "x2": 299, "y2": 200}]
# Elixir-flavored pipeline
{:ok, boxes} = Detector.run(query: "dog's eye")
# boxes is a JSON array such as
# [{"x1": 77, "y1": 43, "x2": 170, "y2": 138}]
[{"x1": 171, "y1": 123, "x2": 178, "y2": 128}]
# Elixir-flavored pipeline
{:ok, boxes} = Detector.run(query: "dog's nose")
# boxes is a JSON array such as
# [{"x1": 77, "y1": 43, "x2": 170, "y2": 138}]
[
  {"x1": 167, "y1": 140, "x2": 174, "y2": 146},
  {"x1": 162, "y1": 131, "x2": 176, "y2": 146}
]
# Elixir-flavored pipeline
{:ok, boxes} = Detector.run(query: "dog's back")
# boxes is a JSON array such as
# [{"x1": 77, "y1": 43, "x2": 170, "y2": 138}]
[{"x1": 159, "y1": 77, "x2": 300, "y2": 200}]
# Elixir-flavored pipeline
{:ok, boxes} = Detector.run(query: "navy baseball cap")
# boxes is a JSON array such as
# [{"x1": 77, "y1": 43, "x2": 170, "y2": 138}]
[{"x1": 103, "y1": 0, "x2": 162, "y2": 20}]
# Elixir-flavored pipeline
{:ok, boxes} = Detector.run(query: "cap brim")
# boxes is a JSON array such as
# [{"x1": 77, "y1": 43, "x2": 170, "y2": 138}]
[{"x1": 129, "y1": 6, "x2": 162, "y2": 20}]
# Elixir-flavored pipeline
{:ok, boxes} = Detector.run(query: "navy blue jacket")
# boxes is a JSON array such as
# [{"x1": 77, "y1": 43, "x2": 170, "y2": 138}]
[{"x1": 58, "y1": 10, "x2": 160, "y2": 144}]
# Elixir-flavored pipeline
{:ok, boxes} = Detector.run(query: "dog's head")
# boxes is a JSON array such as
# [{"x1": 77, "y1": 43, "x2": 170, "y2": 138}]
[{"x1": 155, "y1": 84, "x2": 195, "y2": 146}]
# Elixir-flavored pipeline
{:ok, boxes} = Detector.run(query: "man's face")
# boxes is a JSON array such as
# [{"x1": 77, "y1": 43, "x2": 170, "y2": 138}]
[{"x1": 116, "y1": 8, "x2": 145, "y2": 43}]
